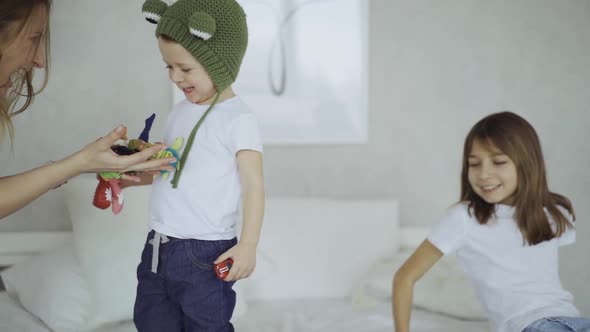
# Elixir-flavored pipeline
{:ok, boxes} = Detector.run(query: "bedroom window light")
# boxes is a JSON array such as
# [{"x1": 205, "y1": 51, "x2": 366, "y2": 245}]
[{"x1": 172, "y1": 0, "x2": 369, "y2": 144}]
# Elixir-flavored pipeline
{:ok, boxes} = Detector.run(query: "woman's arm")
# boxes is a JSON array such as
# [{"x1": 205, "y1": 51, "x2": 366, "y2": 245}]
[
  {"x1": 0, "y1": 157, "x2": 80, "y2": 219},
  {"x1": 392, "y1": 240, "x2": 443, "y2": 332},
  {"x1": 0, "y1": 125, "x2": 173, "y2": 219},
  {"x1": 214, "y1": 149, "x2": 264, "y2": 281}
]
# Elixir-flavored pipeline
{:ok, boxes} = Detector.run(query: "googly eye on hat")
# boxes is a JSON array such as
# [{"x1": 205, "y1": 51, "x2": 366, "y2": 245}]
[
  {"x1": 188, "y1": 12, "x2": 216, "y2": 41},
  {"x1": 142, "y1": 0, "x2": 168, "y2": 24}
]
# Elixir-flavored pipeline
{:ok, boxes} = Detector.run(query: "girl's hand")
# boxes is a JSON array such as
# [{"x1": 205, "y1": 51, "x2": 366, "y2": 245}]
[
  {"x1": 214, "y1": 242, "x2": 257, "y2": 282},
  {"x1": 73, "y1": 126, "x2": 175, "y2": 178}
]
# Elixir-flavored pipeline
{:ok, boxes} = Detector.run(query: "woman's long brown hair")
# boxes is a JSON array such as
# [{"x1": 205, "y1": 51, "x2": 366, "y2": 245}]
[
  {"x1": 460, "y1": 111, "x2": 574, "y2": 245},
  {"x1": 0, "y1": 0, "x2": 52, "y2": 142}
]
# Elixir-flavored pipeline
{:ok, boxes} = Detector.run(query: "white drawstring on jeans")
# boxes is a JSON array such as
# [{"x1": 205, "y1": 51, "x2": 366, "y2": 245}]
[{"x1": 149, "y1": 232, "x2": 170, "y2": 273}]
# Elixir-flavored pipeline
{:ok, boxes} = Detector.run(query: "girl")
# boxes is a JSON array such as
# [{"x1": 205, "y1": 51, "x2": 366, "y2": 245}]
[{"x1": 392, "y1": 111, "x2": 590, "y2": 332}]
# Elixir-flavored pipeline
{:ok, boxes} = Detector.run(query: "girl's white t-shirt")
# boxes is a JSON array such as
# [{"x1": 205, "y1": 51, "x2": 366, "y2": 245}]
[
  {"x1": 428, "y1": 203, "x2": 578, "y2": 332},
  {"x1": 149, "y1": 96, "x2": 263, "y2": 240}
]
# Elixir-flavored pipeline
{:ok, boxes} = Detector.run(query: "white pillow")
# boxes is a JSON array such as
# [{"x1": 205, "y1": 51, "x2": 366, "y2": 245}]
[
  {"x1": 63, "y1": 175, "x2": 246, "y2": 329},
  {"x1": 239, "y1": 198, "x2": 399, "y2": 300},
  {"x1": 351, "y1": 250, "x2": 487, "y2": 320},
  {"x1": 1, "y1": 242, "x2": 92, "y2": 332}
]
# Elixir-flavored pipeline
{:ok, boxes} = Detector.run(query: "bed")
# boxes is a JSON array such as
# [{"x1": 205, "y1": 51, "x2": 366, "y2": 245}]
[
  {"x1": 0, "y1": 176, "x2": 491, "y2": 332},
  {"x1": 0, "y1": 294, "x2": 490, "y2": 332}
]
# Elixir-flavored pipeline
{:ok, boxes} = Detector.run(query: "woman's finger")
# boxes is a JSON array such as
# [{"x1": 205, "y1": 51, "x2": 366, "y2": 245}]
[
  {"x1": 97, "y1": 125, "x2": 128, "y2": 148},
  {"x1": 115, "y1": 144, "x2": 167, "y2": 169},
  {"x1": 123, "y1": 157, "x2": 176, "y2": 173},
  {"x1": 119, "y1": 174, "x2": 143, "y2": 182}
]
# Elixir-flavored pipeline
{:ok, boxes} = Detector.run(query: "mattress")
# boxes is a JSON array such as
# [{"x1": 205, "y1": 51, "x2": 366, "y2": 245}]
[
  {"x1": 0, "y1": 293, "x2": 490, "y2": 332},
  {"x1": 233, "y1": 299, "x2": 490, "y2": 332}
]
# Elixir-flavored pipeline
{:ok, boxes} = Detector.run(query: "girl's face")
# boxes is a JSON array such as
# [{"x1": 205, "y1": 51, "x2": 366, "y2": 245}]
[
  {"x1": 467, "y1": 139, "x2": 518, "y2": 205},
  {"x1": 158, "y1": 37, "x2": 216, "y2": 105},
  {"x1": 0, "y1": 5, "x2": 48, "y2": 97}
]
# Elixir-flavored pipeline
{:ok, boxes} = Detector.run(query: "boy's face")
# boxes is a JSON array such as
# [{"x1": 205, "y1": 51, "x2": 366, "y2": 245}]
[
  {"x1": 158, "y1": 37, "x2": 216, "y2": 104},
  {"x1": 467, "y1": 139, "x2": 518, "y2": 205}
]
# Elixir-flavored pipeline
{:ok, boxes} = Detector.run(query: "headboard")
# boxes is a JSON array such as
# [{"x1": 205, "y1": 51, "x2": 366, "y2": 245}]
[
  {"x1": 0, "y1": 228, "x2": 428, "y2": 266},
  {"x1": 0, "y1": 232, "x2": 72, "y2": 266}
]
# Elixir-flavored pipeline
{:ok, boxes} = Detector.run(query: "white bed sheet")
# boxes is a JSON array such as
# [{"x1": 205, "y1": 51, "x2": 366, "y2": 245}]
[
  {"x1": 233, "y1": 299, "x2": 490, "y2": 332},
  {"x1": 0, "y1": 292, "x2": 50, "y2": 332},
  {"x1": 0, "y1": 293, "x2": 490, "y2": 332}
]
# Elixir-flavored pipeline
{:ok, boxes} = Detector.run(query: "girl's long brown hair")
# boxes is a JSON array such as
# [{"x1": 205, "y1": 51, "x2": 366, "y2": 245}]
[
  {"x1": 0, "y1": 0, "x2": 52, "y2": 141},
  {"x1": 460, "y1": 111, "x2": 574, "y2": 245}
]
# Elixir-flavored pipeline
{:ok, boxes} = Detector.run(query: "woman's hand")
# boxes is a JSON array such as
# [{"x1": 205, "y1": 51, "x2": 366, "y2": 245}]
[
  {"x1": 214, "y1": 242, "x2": 257, "y2": 282},
  {"x1": 72, "y1": 125, "x2": 175, "y2": 180}
]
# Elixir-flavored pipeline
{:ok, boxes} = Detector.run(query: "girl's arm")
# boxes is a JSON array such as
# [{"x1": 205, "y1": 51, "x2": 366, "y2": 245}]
[
  {"x1": 0, "y1": 126, "x2": 173, "y2": 220},
  {"x1": 393, "y1": 240, "x2": 443, "y2": 332},
  {"x1": 214, "y1": 149, "x2": 264, "y2": 281}
]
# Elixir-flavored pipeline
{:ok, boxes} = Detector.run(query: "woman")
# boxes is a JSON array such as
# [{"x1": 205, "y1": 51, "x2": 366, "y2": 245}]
[{"x1": 0, "y1": 0, "x2": 174, "y2": 219}]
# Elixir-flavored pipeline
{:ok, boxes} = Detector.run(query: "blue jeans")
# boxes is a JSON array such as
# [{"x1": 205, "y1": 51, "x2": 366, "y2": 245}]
[
  {"x1": 134, "y1": 231, "x2": 238, "y2": 332},
  {"x1": 523, "y1": 317, "x2": 590, "y2": 332}
]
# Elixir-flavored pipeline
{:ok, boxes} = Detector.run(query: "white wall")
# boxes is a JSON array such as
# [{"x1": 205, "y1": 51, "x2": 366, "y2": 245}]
[
  {"x1": 1, "y1": 0, "x2": 588, "y2": 314},
  {"x1": 266, "y1": 0, "x2": 590, "y2": 314}
]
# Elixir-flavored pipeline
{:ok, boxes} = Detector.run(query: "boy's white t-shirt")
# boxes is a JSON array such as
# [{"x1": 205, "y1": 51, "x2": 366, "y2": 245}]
[
  {"x1": 149, "y1": 96, "x2": 263, "y2": 240},
  {"x1": 428, "y1": 203, "x2": 578, "y2": 332}
]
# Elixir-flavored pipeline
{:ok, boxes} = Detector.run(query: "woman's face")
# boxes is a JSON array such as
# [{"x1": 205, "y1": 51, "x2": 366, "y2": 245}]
[{"x1": 0, "y1": 5, "x2": 48, "y2": 97}]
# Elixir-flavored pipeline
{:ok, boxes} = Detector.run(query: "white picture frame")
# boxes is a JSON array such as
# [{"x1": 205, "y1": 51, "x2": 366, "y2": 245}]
[{"x1": 172, "y1": 0, "x2": 369, "y2": 145}]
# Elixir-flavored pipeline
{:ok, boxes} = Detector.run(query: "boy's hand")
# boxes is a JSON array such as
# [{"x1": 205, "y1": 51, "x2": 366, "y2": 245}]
[
  {"x1": 214, "y1": 242, "x2": 257, "y2": 282},
  {"x1": 96, "y1": 172, "x2": 156, "y2": 189},
  {"x1": 121, "y1": 172, "x2": 158, "y2": 189}
]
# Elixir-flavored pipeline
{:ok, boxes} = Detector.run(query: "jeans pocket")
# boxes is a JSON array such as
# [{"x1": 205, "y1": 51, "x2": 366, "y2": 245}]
[
  {"x1": 546, "y1": 317, "x2": 584, "y2": 332},
  {"x1": 183, "y1": 240, "x2": 219, "y2": 270}
]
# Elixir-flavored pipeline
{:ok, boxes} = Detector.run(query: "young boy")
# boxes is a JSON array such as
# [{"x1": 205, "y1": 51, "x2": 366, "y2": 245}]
[{"x1": 133, "y1": 0, "x2": 264, "y2": 331}]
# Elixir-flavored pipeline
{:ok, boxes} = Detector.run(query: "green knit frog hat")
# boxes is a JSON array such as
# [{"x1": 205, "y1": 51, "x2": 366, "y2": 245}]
[
  {"x1": 142, "y1": 0, "x2": 248, "y2": 93},
  {"x1": 142, "y1": 0, "x2": 248, "y2": 188}
]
